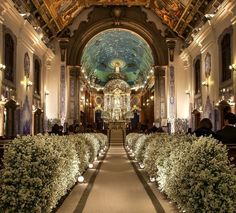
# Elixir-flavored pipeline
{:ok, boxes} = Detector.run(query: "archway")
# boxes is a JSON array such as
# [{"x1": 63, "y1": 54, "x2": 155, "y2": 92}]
[
  {"x1": 65, "y1": 6, "x2": 168, "y2": 128},
  {"x1": 67, "y1": 6, "x2": 168, "y2": 67}
]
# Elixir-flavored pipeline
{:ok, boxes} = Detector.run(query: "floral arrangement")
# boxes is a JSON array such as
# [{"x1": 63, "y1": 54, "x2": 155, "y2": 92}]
[
  {"x1": 133, "y1": 134, "x2": 147, "y2": 160},
  {"x1": 82, "y1": 133, "x2": 101, "y2": 163},
  {"x1": 0, "y1": 133, "x2": 107, "y2": 212},
  {"x1": 94, "y1": 133, "x2": 108, "y2": 148},
  {"x1": 126, "y1": 133, "x2": 236, "y2": 212},
  {"x1": 168, "y1": 137, "x2": 236, "y2": 212},
  {"x1": 125, "y1": 133, "x2": 141, "y2": 148},
  {"x1": 174, "y1": 118, "x2": 189, "y2": 134},
  {"x1": 143, "y1": 134, "x2": 170, "y2": 178},
  {"x1": 69, "y1": 135, "x2": 90, "y2": 174}
]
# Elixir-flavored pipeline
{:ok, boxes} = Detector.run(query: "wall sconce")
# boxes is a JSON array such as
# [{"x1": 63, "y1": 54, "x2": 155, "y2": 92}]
[
  {"x1": 229, "y1": 64, "x2": 236, "y2": 72},
  {"x1": 0, "y1": 64, "x2": 6, "y2": 71},
  {"x1": 199, "y1": 106, "x2": 203, "y2": 113},
  {"x1": 202, "y1": 80, "x2": 208, "y2": 87},
  {"x1": 185, "y1": 90, "x2": 190, "y2": 95},
  {"x1": 45, "y1": 91, "x2": 50, "y2": 96},
  {"x1": 21, "y1": 76, "x2": 33, "y2": 89}
]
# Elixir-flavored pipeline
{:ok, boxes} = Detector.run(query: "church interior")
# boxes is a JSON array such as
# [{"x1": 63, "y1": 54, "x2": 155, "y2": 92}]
[{"x1": 0, "y1": 0, "x2": 236, "y2": 212}]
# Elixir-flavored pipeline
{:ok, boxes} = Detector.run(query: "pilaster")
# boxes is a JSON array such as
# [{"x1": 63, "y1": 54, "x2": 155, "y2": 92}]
[
  {"x1": 67, "y1": 66, "x2": 81, "y2": 124},
  {"x1": 154, "y1": 66, "x2": 166, "y2": 126}
]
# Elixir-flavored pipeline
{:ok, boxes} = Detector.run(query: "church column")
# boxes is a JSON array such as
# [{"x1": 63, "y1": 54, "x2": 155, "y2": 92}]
[
  {"x1": 67, "y1": 66, "x2": 81, "y2": 124},
  {"x1": 59, "y1": 38, "x2": 69, "y2": 125},
  {"x1": 166, "y1": 39, "x2": 176, "y2": 132},
  {"x1": 154, "y1": 66, "x2": 166, "y2": 126}
]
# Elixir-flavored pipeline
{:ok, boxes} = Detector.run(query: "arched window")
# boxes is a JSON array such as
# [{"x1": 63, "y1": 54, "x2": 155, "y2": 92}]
[
  {"x1": 4, "y1": 33, "x2": 14, "y2": 82},
  {"x1": 34, "y1": 59, "x2": 41, "y2": 95},
  {"x1": 194, "y1": 59, "x2": 201, "y2": 94},
  {"x1": 221, "y1": 33, "x2": 231, "y2": 82}
]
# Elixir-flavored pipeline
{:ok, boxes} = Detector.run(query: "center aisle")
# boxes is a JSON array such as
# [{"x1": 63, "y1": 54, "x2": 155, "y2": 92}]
[{"x1": 82, "y1": 145, "x2": 156, "y2": 213}]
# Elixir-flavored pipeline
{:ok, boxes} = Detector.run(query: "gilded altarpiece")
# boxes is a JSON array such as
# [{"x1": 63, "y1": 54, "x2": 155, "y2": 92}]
[{"x1": 103, "y1": 79, "x2": 131, "y2": 121}]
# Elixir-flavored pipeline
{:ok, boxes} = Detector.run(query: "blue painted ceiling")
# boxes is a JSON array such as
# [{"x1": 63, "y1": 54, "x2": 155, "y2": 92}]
[{"x1": 81, "y1": 29, "x2": 154, "y2": 86}]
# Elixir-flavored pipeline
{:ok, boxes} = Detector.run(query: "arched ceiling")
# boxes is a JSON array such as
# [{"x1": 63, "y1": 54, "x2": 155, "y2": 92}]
[
  {"x1": 13, "y1": 0, "x2": 223, "y2": 43},
  {"x1": 81, "y1": 29, "x2": 154, "y2": 86}
]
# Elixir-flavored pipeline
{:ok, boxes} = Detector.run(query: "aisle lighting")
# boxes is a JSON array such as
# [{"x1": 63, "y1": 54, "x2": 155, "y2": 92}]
[
  {"x1": 139, "y1": 164, "x2": 145, "y2": 169},
  {"x1": 78, "y1": 176, "x2": 84, "y2": 183},
  {"x1": 150, "y1": 177, "x2": 155, "y2": 182}
]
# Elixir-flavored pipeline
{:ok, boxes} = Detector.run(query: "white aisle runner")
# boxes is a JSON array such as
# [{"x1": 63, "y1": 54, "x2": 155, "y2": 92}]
[{"x1": 82, "y1": 145, "x2": 156, "y2": 213}]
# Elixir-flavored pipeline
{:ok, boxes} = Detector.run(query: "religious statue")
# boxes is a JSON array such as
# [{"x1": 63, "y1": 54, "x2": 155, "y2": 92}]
[{"x1": 115, "y1": 62, "x2": 120, "y2": 73}]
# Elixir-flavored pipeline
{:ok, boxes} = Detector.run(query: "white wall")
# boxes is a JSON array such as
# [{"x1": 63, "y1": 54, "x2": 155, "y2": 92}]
[
  {"x1": 44, "y1": 40, "x2": 60, "y2": 121},
  {"x1": 0, "y1": 0, "x2": 55, "y2": 134},
  {"x1": 178, "y1": 0, "x2": 236, "y2": 130}
]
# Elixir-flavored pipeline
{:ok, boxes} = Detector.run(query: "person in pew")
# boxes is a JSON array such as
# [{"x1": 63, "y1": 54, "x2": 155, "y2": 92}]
[
  {"x1": 193, "y1": 118, "x2": 221, "y2": 140},
  {"x1": 216, "y1": 112, "x2": 236, "y2": 144},
  {"x1": 148, "y1": 122, "x2": 158, "y2": 133}
]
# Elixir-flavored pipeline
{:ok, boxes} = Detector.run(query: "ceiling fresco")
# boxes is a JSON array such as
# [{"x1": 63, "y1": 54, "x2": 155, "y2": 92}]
[
  {"x1": 81, "y1": 29, "x2": 154, "y2": 86},
  {"x1": 13, "y1": 0, "x2": 223, "y2": 42}
]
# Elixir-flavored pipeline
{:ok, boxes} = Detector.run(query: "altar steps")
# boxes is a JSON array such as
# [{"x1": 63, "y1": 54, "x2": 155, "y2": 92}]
[{"x1": 109, "y1": 129, "x2": 124, "y2": 146}]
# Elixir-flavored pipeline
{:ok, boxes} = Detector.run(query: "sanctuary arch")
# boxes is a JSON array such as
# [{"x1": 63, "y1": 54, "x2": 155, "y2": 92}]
[{"x1": 63, "y1": 6, "x2": 169, "y2": 127}]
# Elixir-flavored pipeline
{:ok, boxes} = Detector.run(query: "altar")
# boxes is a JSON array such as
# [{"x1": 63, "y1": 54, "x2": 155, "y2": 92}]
[
  {"x1": 103, "y1": 79, "x2": 131, "y2": 121},
  {"x1": 108, "y1": 120, "x2": 126, "y2": 129}
]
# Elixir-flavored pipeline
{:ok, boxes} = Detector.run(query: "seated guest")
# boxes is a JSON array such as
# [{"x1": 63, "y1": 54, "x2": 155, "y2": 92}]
[
  {"x1": 216, "y1": 112, "x2": 236, "y2": 144},
  {"x1": 194, "y1": 118, "x2": 220, "y2": 140},
  {"x1": 148, "y1": 123, "x2": 158, "y2": 133}
]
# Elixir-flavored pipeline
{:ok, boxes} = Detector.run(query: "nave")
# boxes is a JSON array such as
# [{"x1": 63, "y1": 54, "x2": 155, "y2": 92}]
[
  {"x1": 57, "y1": 133, "x2": 174, "y2": 213},
  {"x1": 0, "y1": 0, "x2": 236, "y2": 212}
]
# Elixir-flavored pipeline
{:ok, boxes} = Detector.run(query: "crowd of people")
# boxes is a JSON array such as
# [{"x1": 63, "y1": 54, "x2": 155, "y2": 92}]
[
  {"x1": 50, "y1": 112, "x2": 236, "y2": 144},
  {"x1": 137, "y1": 112, "x2": 236, "y2": 144},
  {"x1": 50, "y1": 123, "x2": 95, "y2": 135},
  {"x1": 193, "y1": 112, "x2": 236, "y2": 144}
]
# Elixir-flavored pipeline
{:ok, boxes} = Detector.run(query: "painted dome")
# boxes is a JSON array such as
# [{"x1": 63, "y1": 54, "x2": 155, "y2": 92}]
[{"x1": 81, "y1": 28, "x2": 154, "y2": 86}]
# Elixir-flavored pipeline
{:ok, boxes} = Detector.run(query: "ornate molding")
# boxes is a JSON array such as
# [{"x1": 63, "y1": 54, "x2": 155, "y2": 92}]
[
  {"x1": 59, "y1": 38, "x2": 69, "y2": 62},
  {"x1": 166, "y1": 39, "x2": 176, "y2": 62}
]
